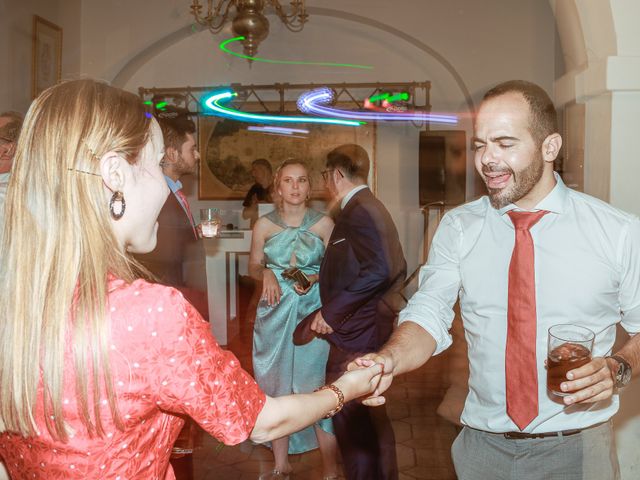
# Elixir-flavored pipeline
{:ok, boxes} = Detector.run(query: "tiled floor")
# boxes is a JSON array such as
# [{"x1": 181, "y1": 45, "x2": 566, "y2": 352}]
[{"x1": 189, "y1": 314, "x2": 460, "y2": 480}]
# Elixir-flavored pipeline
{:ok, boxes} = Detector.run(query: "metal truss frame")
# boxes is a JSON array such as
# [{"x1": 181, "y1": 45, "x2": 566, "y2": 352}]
[{"x1": 138, "y1": 81, "x2": 431, "y2": 116}]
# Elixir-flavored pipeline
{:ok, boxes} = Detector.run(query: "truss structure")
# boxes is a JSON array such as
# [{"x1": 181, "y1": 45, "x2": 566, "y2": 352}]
[{"x1": 138, "y1": 81, "x2": 432, "y2": 117}]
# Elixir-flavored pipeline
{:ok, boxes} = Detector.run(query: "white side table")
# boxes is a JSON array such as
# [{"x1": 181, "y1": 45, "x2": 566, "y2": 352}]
[{"x1": 202, "y1": 230, "x2": 252, "y2": 346}]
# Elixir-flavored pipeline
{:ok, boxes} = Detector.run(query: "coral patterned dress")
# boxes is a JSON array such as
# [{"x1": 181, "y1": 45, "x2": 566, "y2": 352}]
[{"x1": 0, "y1": 278, "x2": 265, "y2": 479}]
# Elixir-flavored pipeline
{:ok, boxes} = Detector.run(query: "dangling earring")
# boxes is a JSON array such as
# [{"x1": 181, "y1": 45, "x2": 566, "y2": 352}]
[{"x1": 109, "y1": 191, "x2": 126, "y2": 220}]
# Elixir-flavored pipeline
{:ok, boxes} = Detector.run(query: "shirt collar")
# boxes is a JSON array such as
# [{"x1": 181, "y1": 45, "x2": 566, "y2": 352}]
[
  {"x1": 341, "y1": 185, "x2": 368, "y2": 209},
  {"x1": 497, "y1": 172, "x2": 568, "y2": 216},
  {"x1": 164, "y1": 175, "x2": 182, "y2": 194}
]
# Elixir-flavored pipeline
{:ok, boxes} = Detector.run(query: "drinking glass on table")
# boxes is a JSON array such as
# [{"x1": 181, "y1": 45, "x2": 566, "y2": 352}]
[
  {"x1": 199, "y1": 208, "x2": 221, "y2": 238},
  {"x1": 547, "y1": 324, "x2": 595, "y2": 396}
]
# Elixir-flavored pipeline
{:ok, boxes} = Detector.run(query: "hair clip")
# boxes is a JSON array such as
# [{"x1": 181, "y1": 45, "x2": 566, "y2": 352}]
[
  {"x1": 67, "y1": 168, "x2": 101, "y2": 177},
  {"x1": 83, "y1": 140, "x2": 101, "y2": 161}
]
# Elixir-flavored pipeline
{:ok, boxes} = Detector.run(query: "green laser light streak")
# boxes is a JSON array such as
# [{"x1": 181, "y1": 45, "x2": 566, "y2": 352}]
[{"x1": 219, "y1": 37, "x2": 373, "y2": 70}]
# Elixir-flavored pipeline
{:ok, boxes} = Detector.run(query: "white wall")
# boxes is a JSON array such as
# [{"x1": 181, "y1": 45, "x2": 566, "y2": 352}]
[
  {"x1": 0, "y1": 0, "x2": 81, "y2": 113},
  {"x1": 376, "y1": 123, "x2": 423, "y2": 276}
]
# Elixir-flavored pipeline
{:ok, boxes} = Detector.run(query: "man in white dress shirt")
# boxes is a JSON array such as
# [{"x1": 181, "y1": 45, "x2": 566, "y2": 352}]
[
  {"x1": 352, "y1": 80, "x2": 640, "y2": 479},
  {"x1": 0, "y1": 111, "x2": 23, "y2": 227}
]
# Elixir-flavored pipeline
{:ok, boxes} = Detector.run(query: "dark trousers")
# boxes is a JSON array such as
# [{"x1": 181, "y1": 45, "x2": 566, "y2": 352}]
[
  {"x1": 333, "y1": 400, "x2": 398, "y2": 480},
  {"x1": 327, "y1": 347, "x2": 398, "y2": 480},
  {"x1": 169, "y1": 454, "x2": 193, "y2": 480}
]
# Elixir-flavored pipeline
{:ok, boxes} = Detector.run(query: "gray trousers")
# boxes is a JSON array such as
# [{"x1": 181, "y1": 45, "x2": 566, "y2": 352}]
[{"x1": 451, "y1": 421, "x2": 620, "y2": 480}]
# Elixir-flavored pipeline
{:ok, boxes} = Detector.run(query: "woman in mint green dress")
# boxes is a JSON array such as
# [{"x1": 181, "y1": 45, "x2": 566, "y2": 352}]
[{"x1": 249, "y1": 160, "x2": 337, "y2": 480}]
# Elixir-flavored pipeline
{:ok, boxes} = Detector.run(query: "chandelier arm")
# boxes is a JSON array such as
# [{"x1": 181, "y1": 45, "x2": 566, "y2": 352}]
[
  {"x1": 267, "y1": 0, "x2": 296, "y2": 20},
  {"x1": 267, "y1": 0, "x2": 308, "y2": 31},
  {"x1": 191, "y1": 0, "x2": 234, "y2": 33},
  {"x1": 191, "y1": 0, "x2": 309, "y2": 58},
  {"x1": 210, "y1": 0, "x2": 230, "y2": 19},
  {"x1": 280, "y1": 22, "x2": 306, "y2": 33},
  {"x1": 209, "y1": 0, "x2": 235, "y2": 32}
]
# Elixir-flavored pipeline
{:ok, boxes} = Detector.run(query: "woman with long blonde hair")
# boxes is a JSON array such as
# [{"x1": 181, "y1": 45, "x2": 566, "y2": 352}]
[
  {"x1": 250, "y1": 159, "x2": 338, "y2": 479},
  {"x1": 0, "y1": 79, "x2": 382, "y2": 479}
]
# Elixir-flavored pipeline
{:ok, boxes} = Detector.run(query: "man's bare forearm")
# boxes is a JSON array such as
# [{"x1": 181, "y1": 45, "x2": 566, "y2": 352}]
[{"x1": 380, "y1": 321, "x2": 437, "y2": 376}]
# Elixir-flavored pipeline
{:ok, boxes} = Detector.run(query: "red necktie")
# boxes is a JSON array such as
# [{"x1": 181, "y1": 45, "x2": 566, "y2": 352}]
[
  {"x1": 505, "y1": 210, "x2": 548, "y2": 430},
  {"x1": 175, "y1": 189, "x2": 198, "y2": 239}
]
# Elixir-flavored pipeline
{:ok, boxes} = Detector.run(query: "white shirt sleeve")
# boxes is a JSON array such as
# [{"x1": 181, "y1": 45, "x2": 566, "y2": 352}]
[
  {"x1": 398, "y1": 212, "x2": 462, "y2": 355},
  {"x1": 618, "y1": 216, "x2": 640, "y2": 334}
]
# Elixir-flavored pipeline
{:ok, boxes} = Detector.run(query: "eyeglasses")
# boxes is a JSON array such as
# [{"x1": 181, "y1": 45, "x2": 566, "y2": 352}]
[{"x1": 321, "y1": 168, "x2": 344, "y2": 182}]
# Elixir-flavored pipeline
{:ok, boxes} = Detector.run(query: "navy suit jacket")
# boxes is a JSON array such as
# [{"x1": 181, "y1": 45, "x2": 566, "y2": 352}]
[{"x1": 320, "y1": 188, "x2": 407, "y2": 355}]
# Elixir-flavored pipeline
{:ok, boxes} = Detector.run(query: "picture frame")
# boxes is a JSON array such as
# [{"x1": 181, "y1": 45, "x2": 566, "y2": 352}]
[
  {"x1": 419, "y1": 130, "x2": 467, "y2": 207},
  {"x1": 32, "y1": 15, "x2": 62, "y2": 99},
  {"x1": 198, "y1": 110, "x2": 377, "y2": 200}
]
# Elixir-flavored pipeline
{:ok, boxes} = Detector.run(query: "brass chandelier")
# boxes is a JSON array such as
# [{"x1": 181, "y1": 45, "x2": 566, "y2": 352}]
[{"x1": 190, "y1": 0, "x2": 308, "y2": 59}]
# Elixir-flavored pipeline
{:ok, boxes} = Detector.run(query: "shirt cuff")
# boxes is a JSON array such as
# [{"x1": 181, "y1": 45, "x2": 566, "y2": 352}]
[{"x1": 397, "y1": 305, "x2": 453, "y2": 356}]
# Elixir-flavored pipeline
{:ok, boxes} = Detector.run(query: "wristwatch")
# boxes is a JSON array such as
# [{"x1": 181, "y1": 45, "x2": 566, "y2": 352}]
[{"x1": 608, "y1": 355, "x2": 632, "y2": 388}]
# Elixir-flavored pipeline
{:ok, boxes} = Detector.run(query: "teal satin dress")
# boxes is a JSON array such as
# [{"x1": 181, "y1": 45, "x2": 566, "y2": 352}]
[{"x1": 252, "y1": 208, "x2": 333, "y2": 454}]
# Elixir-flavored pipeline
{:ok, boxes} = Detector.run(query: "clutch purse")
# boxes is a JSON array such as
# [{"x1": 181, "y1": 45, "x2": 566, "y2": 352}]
[
  {"x1": 292, "y1": 308, "x2": 321, "y2": 345},
  {"x1": 281, "y1": 267, "x2": 311, "y2": 290}
]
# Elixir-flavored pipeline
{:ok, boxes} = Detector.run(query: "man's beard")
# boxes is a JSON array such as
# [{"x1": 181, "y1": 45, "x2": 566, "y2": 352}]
[
  {"x1": 175, "y1": 153, "x2": 197, "y2": 177},
  {"x1": 483, "y1": 153, "x2": 544, "y2": 209}
]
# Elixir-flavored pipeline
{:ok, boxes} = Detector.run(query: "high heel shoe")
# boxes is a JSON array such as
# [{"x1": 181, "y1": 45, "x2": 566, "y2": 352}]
[{"x1": 258, "y1": 469, "x2": 291, "y2": 480}]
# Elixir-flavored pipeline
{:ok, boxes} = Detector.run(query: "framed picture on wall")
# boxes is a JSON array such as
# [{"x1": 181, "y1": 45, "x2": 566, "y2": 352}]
[
  {"x1": 419, "y1": 130, "x2": 468, "y2": 206},
  {"x1": 198, "y1": 111, "x2": 376, "y2": 200},
  {"x1": 32, "y1": 15, "x2": 62, "y2": 99}
]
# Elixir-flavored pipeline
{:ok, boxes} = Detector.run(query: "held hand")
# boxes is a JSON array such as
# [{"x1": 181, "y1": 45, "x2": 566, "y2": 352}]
[
  {"x1": 347, "y1": 353, "x2": 395, "y2": 407},
  {"x1": 561, "y1": 357, "x2": 616, "y2": 405},
  {"x1": 261, "y1": 269, "x2": 282, "y2": 306},
  {"x1": 310, "y1": 311, "x2": 334, "y2": 335},
  {"x1": 293, "y1": 274, "x2": 317, "y2": 296},
  {"x1": 333, "y1": 361, "x2": 384, "y2": 403}
]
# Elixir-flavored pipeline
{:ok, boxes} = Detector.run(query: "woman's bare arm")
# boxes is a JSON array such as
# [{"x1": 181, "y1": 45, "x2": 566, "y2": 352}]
[
  {"x1": 248, "y1": 218, "x2": 267, "y2": 280},
  {"x1": 249, "y1": 362, "x2": 382, "y2": 443}
]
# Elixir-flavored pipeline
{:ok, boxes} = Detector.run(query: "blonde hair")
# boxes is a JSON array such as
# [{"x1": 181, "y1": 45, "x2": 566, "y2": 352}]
[
  {"x1": 272, "y1": 159, "x2": 312, "y2": 211},
  {"x1": 0, "y1": 79, "x2": 151, "y2": 441}
]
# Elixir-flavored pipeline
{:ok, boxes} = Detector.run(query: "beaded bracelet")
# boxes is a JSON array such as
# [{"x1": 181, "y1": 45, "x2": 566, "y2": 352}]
[{"x1": 315, "y1": 384, "x2": 345, "y2": 418}]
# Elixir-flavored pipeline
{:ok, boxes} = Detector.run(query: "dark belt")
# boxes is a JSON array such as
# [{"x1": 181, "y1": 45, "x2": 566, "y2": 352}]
[
  {"x1": 500, "y1": 421, "x2": 606, "y2": 440},
  {"x1": 503, "y1": 429, "x2": 582, "y2": 439}
]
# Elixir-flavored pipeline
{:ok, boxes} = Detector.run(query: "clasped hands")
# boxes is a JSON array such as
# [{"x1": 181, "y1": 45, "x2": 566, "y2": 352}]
[
  {"x1": 346, "y1": 354, "x2": 619, "y2": 408},
  {"x1": 347, "y1": 353, "x2": 394, "y2": 407}
]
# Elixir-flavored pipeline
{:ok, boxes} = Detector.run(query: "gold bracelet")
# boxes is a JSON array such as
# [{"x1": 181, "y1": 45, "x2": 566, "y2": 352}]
[{"x1": 315, "y1": 384, "x2": 345, "y2": 418}]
